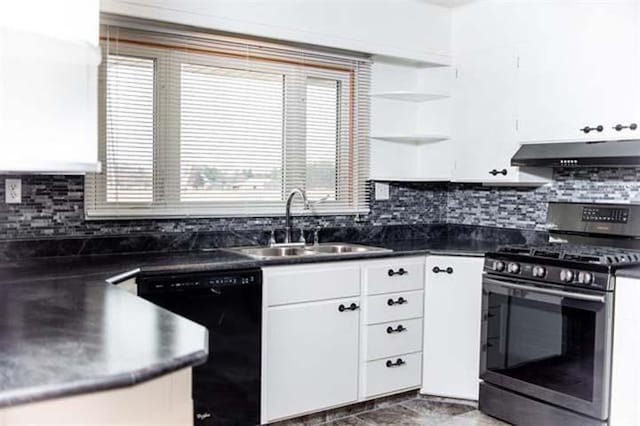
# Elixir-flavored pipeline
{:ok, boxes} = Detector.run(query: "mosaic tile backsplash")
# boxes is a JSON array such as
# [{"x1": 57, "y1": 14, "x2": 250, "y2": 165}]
[
  {"x1": 0, "y1": 179, "x2": 447, "y2": 240},
  {"x1": 0, "y1": 167, "x2": 638, "y2": 240},
  {"x1": 446, "y1": 168, "x2": 640, "y2": 230}
]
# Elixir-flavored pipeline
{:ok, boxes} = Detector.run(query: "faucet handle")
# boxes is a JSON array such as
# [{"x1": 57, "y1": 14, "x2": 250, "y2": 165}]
[
  {"x1": 268, "y1": 229, "x2": 277, "y2": 247},
  {"x1": 298, "y1": 227, "x2": 306, "y2": 244},
  {"x1": 313, "y1": 227, "x2": 320, "y2": 247}
]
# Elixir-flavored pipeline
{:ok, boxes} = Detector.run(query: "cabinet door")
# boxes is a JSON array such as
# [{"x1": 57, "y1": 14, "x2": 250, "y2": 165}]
[
  {"x1": 422, "y1": 256, "x2": 484, "y2": 400},
  {"x1": 452, "y1": 47, "x2": 519, "y2": 182},
  {"x1": 263, "y1": 297, "x2": 360, "y2": 422},
  {"x1": 516, "y1": 1, "x2": 638, "y2": 143}
]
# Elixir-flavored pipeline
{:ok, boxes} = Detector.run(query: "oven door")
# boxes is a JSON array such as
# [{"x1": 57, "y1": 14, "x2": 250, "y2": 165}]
[{"x1": 480, "y1": 276, "x2": 613, "y2": 421}]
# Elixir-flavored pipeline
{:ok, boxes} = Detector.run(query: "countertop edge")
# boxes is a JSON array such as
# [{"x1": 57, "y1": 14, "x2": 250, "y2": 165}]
[
  {"x1": 0, "y1": 349, "x2": 209, "y2": 410},
  {"x1": 131, "y1": 248, "x2": 487, "y2": 278}
]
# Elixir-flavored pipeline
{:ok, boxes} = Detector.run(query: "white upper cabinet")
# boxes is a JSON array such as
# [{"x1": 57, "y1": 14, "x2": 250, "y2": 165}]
[
  {"x1": 0, "y1": 0, "x2": 101, "y2": 173},
  {"x1": 516, "y1": 0, "x2": 639, "y2": 143},
  {"x1": 451, "y1": 47, "x2": 520, "y2": 182}
]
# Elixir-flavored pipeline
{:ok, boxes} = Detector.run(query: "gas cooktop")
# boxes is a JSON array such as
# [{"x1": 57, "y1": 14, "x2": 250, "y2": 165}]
[{"x1": 495, "y1": 244, "x2": 640, "y2": 267}]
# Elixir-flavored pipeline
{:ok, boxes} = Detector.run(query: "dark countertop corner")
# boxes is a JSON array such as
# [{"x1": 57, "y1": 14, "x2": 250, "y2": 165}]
[
  {"x1": 0, "y1": 276, "x2": 208, "y2": 409},
  {"x1": 616, "y1": 265, "x2": 640, "y2": 280}
]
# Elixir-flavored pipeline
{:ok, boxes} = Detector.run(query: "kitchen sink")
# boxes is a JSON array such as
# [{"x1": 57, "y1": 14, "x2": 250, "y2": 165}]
[
  {"x1": 310, "y1": 243, "x2": 373, "y2": 254},
  {"x1": 234, "y1": 246, "x2": 316, "y2": 259},
  {"x1": 229, "y1": 243, "x2": 390, "y2": 260}
]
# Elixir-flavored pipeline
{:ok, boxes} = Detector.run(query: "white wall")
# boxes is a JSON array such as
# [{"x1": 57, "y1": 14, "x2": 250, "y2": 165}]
[{"x1": 101, "y1": 0, "x2": 452, "y2": 64}]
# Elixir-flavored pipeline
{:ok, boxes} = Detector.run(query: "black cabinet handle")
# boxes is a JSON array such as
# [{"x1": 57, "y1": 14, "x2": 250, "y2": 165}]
[
  {"x1": 386, "y1": 358, "x2": 406, "y2": 368},
  {"x1": 338, "y1": 303, "x2": 359, "y2": 312},
  {"x1": 387, "y1": 297, "x2": 407, "y2": 306},
  {"x1": 386, "y1": 324, "x2": 406, "y2": 334},
  {"x1": 489, "y1": 169, "x2": 508, "y2": 176},
  {"x1": 613, "y1": 123, "x2": 638, "y2": 131},
  {"x1": 580, "y1": 125, "x2": 603, "y2": 134},
  {"x1": 432, "y1": 266, "x2": 453, "y2": 274},
  {"x1": 388, "y1": 268, "x2": 407, "y2": 277}
]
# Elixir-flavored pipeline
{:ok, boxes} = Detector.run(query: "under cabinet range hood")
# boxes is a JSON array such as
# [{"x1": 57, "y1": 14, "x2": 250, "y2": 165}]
[{"x1": 511, "y1": 139, "x2": 640, "y2": 168}]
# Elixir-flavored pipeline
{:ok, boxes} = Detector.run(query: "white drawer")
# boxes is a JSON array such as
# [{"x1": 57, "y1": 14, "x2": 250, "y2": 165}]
[
  {"x1": 365, "y1": 290, "x2": 424, "y2": 324},
  {"x1": 264, "y1": 263, "x2": 360, "y2": 306},
  {"x1": 364, "y1": 352, "x2": 422, "y2": 398},
  {"x1": 365, "y1": 318, "x2": 423, "y2": 361},
  {"x1": 364, "y1": 257, "x2": 425, "y2": 295}
]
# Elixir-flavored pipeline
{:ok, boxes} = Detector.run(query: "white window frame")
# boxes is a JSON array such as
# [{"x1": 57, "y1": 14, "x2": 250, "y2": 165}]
[{"x1": 86, "y1": 24, "x2": 369, "y2": 219}]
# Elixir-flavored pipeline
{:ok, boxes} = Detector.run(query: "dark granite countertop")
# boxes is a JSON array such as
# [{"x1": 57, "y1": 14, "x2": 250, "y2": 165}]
[
  {"x1": 616, "y1": 266, "x2": 640, "y2": 279},
  {"x1": 0, "y1": 238, "x2": 495, "y2": 284},
  {"x1": 0, "y1": 236, "x2": 499, "y2": 409},
  {"x1": 0, "y1": 276, "x2": 208, "y2": 409}
]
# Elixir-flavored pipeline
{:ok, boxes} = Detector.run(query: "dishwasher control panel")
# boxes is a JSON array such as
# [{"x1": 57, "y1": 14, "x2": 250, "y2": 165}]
[{"x1": 137, "y1": 268, "x2": 262, "y2": 294}]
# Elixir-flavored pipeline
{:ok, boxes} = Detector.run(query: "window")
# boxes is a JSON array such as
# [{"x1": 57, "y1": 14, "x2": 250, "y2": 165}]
[
  {"x1": 104, "y1": 55, "x2": 154, "y2": 203},
  {"x1": 86, "y1": 21, "x2": 371, "y2": 218}
]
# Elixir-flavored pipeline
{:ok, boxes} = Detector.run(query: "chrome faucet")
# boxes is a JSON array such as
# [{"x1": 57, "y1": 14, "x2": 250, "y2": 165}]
[{"x1": 284, "y1": 188, "x2": 309, "y2": 244}]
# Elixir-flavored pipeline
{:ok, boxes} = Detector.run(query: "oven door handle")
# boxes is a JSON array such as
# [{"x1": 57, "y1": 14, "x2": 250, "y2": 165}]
[{"x1": 484, "y1": 278, "x2": 606, "y2": 303}]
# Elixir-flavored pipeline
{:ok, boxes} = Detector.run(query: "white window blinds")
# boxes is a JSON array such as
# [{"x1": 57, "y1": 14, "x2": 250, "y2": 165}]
[{"x1": 86, "y1": 19, "x2": 371, "y2": 218}]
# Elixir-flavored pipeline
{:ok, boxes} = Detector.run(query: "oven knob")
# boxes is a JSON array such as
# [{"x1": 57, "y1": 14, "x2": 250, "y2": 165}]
[
  {"x1": 493, "y1": 261, "x2": 505, "y2": 272},
  {"x1": 532, "y1": 266, "x2": 546, "y2": 278},
  {"x1": 560, "y1": 269, "x2": 574, "y2": 282},
  {"x1": 507, "y1": 263, "x2": 520, "y2": 274},
  {"x1": 578, "y1": 272, "x2": 593, "y2": 285}
]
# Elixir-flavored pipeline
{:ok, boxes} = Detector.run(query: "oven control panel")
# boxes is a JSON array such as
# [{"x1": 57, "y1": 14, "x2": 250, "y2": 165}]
[
  {"x1": 483, "y1": 256, "x2": 611, "y2": 291},
  {"x1": 582, "y1": 206, "x2": 629, "y2": 224}
]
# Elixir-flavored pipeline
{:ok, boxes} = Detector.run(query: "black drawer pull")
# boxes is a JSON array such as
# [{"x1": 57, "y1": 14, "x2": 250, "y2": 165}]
[
  {"x1": 432, "y1": 266, "x2": 453, "y2": 274},
  {"x1": 386, "y1": 325, "x2": 406, "y2": 334},
  {"x1": 580, "y1": 125, "x2": 603, "y2": 134},
  {"x1": 613, "y1": 123, "x2": 638, "y2": 131},
  {"x1": 386, "y1": 358, "x2": 406, "y2": 368},
  {"x1": 489, "y1": 168, "x2": 508, "y2": 176},
  {"x1": 387, "y1": 297, "x2": 407, "y2": 306},
  {"x1": 387, "y1": 268, "x2": 407, "y2": 277},
  {"x1": 338, "y1": 303, "x2": 360, "y2": 312}
]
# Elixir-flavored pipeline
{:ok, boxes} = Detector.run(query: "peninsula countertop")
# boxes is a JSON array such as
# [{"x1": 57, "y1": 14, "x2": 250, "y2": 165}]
[{"x1": 0, "y1": 276, "x2": 208, "y2": 409}]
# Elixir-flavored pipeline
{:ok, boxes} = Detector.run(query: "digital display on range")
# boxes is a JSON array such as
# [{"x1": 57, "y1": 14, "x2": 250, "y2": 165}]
[{"x1": 582, "y1": 206, "x2": 629, "y2": 224}]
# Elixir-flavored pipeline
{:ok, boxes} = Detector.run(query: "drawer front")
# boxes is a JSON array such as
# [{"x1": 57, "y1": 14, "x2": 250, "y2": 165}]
[
  {"x1": 364, "y1": 352, "x2": 422, "y2": 398},
  {"x1": 365, "y1": 290, "x2": 424, "y2": 324},
  {"x1": 265, "y1": 264, "x2": 361, "y2": 306},
  {"x1": 365, "y1": 318, "x2": 423, "y2": 361},
  {"x1": 364, "y1": 257, "x2": 425, "y2": 295}
]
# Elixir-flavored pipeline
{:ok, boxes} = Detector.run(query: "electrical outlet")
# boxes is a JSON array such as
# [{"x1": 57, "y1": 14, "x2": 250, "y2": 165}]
[
  {"x1": 5, "y1": 179, "x2": 21, "y2": 204},
  {"x1": 374, "y1": 182, "x2": 390, "y2": 201}
]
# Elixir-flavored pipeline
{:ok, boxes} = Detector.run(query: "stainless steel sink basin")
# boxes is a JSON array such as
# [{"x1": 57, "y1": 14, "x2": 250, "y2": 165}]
[
  {"x1": 310, "y1": 244, "x2": 375, "y2": 254},
  {"x1": 234, "y1": 246, "x2": 316, "y2": 259},
  {"x1": 228, "y1": 243, "x2": 390, "y2": 260}
]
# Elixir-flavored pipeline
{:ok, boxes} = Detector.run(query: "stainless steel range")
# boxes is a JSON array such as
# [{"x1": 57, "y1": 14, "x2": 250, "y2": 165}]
[{"x1": 479, "y1": 202, "x2": 640, "y2": 426}]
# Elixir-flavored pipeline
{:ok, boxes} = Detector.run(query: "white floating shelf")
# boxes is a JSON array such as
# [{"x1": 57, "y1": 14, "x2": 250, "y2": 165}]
[
  {"x1": 371, "y1": 92, "x2": 450, "y2": 102},
  {"x1": 371, "y1": 134, "x2": 450, "y2": 144}
]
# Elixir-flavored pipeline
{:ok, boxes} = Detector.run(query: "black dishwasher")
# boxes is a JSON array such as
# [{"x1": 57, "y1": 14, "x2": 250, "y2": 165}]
[{"x1": 137, "y1": 268, "x2": 262, "y2": 426}]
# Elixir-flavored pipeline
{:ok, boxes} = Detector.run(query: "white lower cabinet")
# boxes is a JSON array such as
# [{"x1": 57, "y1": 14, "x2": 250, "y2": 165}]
[
  {"x1": 262, "y1": 256, "x2": 427, "y2": 423},
  {"x1": 365, "y1": 318, "x2": 423, "y2": 361},
  {"x1": 363, "y1": 352, "x2": 423, "y2": 398},
  {"x1": 360, "y1": 258, "x2": 425, "y2": 400},
  {"x1": 422, "y1": 255, "x2": 484, "y2": 400},
  {"x1": 263, "y1": 298, "x2": 360, "y2": 422}
]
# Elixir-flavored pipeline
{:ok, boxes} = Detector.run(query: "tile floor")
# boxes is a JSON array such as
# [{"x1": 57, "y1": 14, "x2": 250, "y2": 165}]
[
  {"x1": 276, "y1": 396, "x2": 510, "y2": 426},
  {"x1": 325, "y1": 398, "x2": 509, "y2": 426}
]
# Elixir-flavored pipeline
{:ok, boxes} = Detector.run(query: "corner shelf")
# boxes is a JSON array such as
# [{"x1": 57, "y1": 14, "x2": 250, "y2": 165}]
[
  {"x1": 371, "y1": 134, "x2": 450, "y2": 144},
  {"x1": 371, "y1": 92, "x2": 449, "y2": 102}
]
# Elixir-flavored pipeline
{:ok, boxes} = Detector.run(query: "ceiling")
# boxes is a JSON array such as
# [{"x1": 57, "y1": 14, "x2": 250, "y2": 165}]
[{"x1": 419, "y1": 0, "x2": 479, "y2": 7}]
